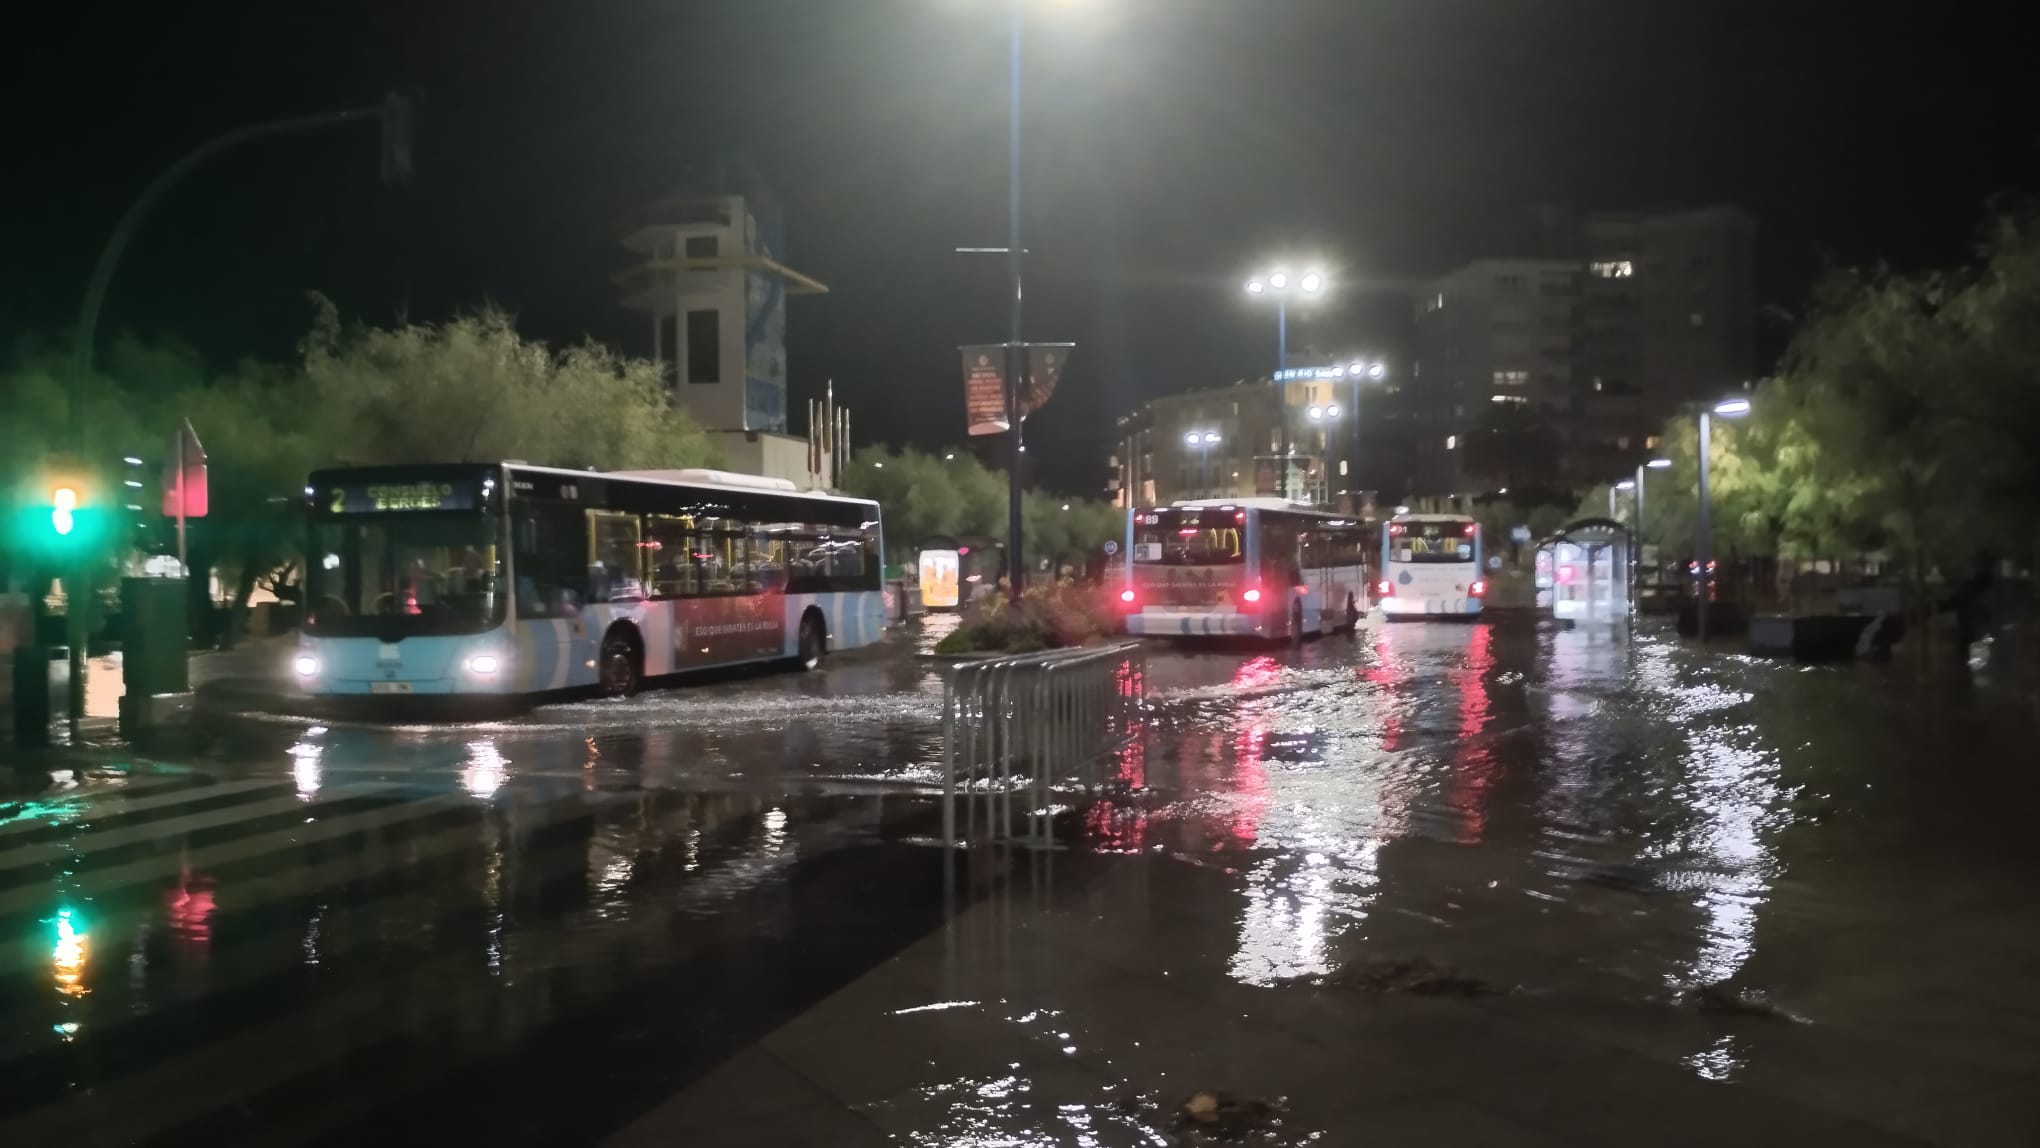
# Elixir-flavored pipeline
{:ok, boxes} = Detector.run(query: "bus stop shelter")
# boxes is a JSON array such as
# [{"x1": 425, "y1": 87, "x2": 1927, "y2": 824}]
[{"x1": 1536, "y1": 518, "x2": 1631, "y2": 624}]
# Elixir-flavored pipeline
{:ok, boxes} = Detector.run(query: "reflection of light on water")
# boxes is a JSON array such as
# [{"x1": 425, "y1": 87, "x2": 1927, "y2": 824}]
[
  {"x1": 289, "y1": 741, "x2": 322, "y2": 799},
  {"x1": 1684, "y1": 1034, "x2": 1746, "y2": 1082},
  {"x1": 53, "y1": 1021, "x2": 81, "y2": 1041},
  {"x1": 462, "y1": 738, "x2": 508, "y2": 797},
  {"x1": 303, "y1": 905, "x2": 325, "y2": 966},
  {"x1": 595, "y1": 853, "x2": 634, "y2": 897},
  {"x1": 52, "y1": 909, "x2": 90, "y2": 997},
  {"x1": 1676, "y1": 733, "x2": 1775, "y2": 991},
  {"x1": 1231, "y1": 855, "x2": 1335, "y2": 986},
  {"x1": 762, "y1": 807, "x2": 788, "y2": 853}
]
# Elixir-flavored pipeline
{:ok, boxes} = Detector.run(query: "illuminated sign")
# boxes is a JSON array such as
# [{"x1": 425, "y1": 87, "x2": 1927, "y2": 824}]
[
  {"x1": 324, "y1": 479, "x2": 481, "y2": 514},
  {"x1": 919, "y1": 548, "x2": 960, "y2": 609}
]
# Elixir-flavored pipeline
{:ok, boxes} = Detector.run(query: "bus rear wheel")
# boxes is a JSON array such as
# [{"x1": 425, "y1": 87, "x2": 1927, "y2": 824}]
[
  {"x1": 1290, "y1": 601, "x2": 1306, "y2": 644},
  {"x1": 600, "y1": 627, "x2": 642, "y2": 697},
  {"x1": 798, "y1": 611, "x2": 826, "y2": 671}
]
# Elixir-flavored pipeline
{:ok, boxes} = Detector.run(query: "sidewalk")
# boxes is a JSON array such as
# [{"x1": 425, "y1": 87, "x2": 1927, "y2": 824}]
[{"x1": 605, "y1": 849, "x2": 2003, "y2": 1147}]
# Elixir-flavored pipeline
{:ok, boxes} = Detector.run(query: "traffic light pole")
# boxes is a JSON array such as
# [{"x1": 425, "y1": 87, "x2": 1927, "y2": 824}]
[{"x1": 65, "y1": 100, "x2": 402, "y2": 732}]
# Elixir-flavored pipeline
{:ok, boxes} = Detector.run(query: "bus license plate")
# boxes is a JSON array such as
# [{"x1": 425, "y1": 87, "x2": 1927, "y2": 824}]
[{"x1": 371, "y1": 681, "x2": 413, "y2": 695}]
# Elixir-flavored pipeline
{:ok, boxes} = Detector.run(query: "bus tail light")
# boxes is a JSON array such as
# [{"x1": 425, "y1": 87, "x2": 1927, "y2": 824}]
[
  {"x1": 1241, "y1": 587, "x2": 1262, "y2": 605},
  {"x1": 1469, "y1": 580, "x2": 1488, "y2": 598},
  {"x1": 1375, "y1": 579, "x2": 1393, "y2": 598}
]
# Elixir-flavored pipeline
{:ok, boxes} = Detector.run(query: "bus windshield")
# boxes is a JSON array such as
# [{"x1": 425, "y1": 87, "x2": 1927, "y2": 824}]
[
  {"x1": 306, "y1": 515, "x2": 505, "y2": 637},
  {"x1": 1387, "y1": 520, "x2": 1477, "y2": 564},
  {"x1": 1132, "y1": 509, "x2": 1244, "y2": 566}
]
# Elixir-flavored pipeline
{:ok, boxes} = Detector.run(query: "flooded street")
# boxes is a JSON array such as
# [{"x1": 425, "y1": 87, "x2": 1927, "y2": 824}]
[{"x1": 4, "y1": 617, "x2": 2038, "y2": 1144}]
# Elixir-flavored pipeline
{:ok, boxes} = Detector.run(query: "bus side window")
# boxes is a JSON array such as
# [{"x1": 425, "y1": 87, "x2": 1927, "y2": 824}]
[
  {"x1": 646, "y1": 515, "x2": 696, "y2": 597},
  {"x1": 514, "y1": 504, "x2": 587, "y2": 618},
  {"x1": 587, "y1": 512, "x2": 646, "y2": 603},
  {"x1": 750, "y1": 532, "x2": 788, "y2": 591}
]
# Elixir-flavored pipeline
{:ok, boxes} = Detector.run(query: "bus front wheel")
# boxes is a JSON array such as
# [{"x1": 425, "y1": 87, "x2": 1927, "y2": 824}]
[{"x1": 600, "y1": 626, "x2": 643, "y2": 697}]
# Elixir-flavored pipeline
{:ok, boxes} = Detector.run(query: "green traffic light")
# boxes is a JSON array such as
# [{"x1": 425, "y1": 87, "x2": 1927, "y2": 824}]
[{"x1": 52, "y1": 488, "x2": 77, "y2": 536}]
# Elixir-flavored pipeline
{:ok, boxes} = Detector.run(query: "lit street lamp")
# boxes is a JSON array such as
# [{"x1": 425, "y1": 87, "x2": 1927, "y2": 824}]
[
  {"x1": 1697, "y1": 397, "x2": 1751, "y2": 642},
  {"x1": 1244, "y1": 265, "x2": 1327, "y2": 499}
]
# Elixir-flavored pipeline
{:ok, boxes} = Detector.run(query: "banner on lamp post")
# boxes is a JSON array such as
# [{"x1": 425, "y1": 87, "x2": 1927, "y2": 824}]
[{"x1": 960, "y1": 342, "x2": 1074, "y2": 437}]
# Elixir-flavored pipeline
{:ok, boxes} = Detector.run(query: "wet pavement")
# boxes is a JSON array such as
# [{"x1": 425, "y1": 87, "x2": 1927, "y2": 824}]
[{"x1": 4, "y1": 617, "x2": 2039, "y2": 1144}]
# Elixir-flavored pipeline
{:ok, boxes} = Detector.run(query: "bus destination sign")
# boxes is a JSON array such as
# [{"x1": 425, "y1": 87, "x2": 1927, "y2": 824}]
[{"x1": 325, "y1": 479, "x2": 481, "y2": 514}]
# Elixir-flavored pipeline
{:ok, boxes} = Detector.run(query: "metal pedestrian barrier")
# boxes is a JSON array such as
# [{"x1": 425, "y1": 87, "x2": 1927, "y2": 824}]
[{"x1": 940, "y1": 641, "x2": 1147, "y2": 848}]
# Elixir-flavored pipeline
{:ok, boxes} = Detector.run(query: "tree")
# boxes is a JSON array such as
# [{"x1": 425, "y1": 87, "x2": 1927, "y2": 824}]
[
  {"x1": 301, "y1": 297, "x2": 717, "y2": 471},
  {"x1": 4, "y1": 302, "x2": 721, "y2": 640},
  {"x1": 837, "y1": 444, "x2": 1126, "y2": 577}
]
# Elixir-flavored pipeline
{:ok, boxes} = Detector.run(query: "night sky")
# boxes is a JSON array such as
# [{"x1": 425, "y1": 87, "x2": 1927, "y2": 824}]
[{"x1": 7, "y1": 1, "x2": 2034, "y2": 494}]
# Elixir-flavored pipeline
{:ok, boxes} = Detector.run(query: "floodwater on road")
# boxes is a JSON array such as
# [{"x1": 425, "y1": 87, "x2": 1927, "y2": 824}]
[{"x1": 3, "y1": 617, "x2": 2037, "y2": 1144}]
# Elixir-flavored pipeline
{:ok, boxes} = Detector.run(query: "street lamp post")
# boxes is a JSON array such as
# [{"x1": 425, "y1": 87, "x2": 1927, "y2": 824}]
[
  {"x1": 1636, "y1": 457, "x2": 1670, "y2": 591},
  {"x1": 1696, "y1": 397, "x2": 1751, "y2": 642},
  {"x1": 1002, "y1": 0, "x2": 1027, "y2": 598},
  {"x1": 1245, "y1": 268, "x2": 1325, "y2": 500}
]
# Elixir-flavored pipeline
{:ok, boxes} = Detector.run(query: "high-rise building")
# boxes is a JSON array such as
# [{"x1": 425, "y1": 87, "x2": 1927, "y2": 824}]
[
  {"x1": 1406, "y1": 258, "x2": 1580, "y2": 497},
  {"x1": 617, "y1": 192, "x2": 827, "y2": 433},
  {"x1": 1402, "y1": 205, "x2": 1756, "y2": 495},
  {"x1": 616, "y1": 190, "x2": 835, "y2": 484},
  {"x1": 1576, "y1": 206, "x2": 1756, "y2": 475}
]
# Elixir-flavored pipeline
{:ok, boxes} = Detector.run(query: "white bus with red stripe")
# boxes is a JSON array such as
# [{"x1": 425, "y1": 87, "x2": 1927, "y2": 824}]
[
  {"x1": 1116, "y1": 500, "x2": 1371, "y2": 641},
  {"x1": 1376, "y1": 513, "x2": 1486, "y2": 619}
]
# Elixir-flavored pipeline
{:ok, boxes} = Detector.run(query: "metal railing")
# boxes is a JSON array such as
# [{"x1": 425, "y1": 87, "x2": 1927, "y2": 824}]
[{"x1": 940, "y1": 642, "x2": 1147, "y2": 848}]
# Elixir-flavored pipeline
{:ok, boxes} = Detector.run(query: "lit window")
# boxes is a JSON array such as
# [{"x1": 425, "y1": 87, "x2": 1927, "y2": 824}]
[
  {"x1": 1594, "y1": 379, "x2": 1604, "y2": 392},
  {"x1": 1412, "y1": 360, "x2": 1421, "y2": 377},
  {"x1": 1339, "y1": 460, "x2": 1349, "y2": 476},
  {"x1": 1490, "y1": 394, "x2": 1528, "y2": 405},
  {"x1": 1690, "y1": 312, "x2": 1706, "y2": 327},
  {"x1": 1492, "y1": 369, "x2": 1529, "y2": 387},
  {"x1": 1645, "y1": 434, "x2": 1662, "y2": 449},
  {"x1": 1433, "y1": 292, "x2": 1445, "y2": 311},
  {"x1": 1445, "y1": 435, "x2": 1457, "y2": 450},
  {"x1": 1616, "y1": 436, "x2": 1631, "y2": 450},
  {"x1": 1591, "y1": 260, "x2": 1634, "y2": 279}
]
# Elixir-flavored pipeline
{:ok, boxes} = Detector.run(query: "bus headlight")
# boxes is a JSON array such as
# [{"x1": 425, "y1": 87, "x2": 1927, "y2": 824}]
[
  {"x1": 466, "y1": 654, "x2": 500, "y2": 675},
  {"x1": 293, "y1": 655, "x2": 320, "y2": 678}
]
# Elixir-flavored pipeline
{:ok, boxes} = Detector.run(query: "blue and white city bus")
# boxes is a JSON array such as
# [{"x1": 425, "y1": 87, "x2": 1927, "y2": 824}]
[
  {"x1": 1117, "y1": 500, "x2": 1371, "y2": 641},
  {"x1": 1376, "y1": 513, "x2": 1485, "y2": 619},
  {"x1": 295, "y1": 464, "x2": 885, "y2": 699}
]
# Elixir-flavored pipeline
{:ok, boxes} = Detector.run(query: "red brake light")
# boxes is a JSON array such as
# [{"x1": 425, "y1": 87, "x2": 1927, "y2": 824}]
[
  {"x1": 1463, "y1": 523, "x2": 1477, "y2": 536},
  {"x1": 1375, "y1": 579, "x2": 1393, "y2": 597},
  {"x1": 1119, "y1": 588, "x2": 1136, "y2": 604},
  {"x1": 1242, "y1": 588, "x2": 1262, "y2": 604},
  {"x1": 1470, "y1": 580, "x2": 1487, "y2": 597}
]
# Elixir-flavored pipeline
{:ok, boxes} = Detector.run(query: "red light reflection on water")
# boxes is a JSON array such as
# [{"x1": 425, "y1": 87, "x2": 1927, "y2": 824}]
[
  {"x1": 1446, "y1": 622, "x2": 1498, "y2": 842},
  {"x1": 1224, "y1": 658, "x2": 1274, "y2": 848},
  {"x1": 165, "y1": 870, "x2": 217, "y2": 951},
  {"x1": 1360, "y1": 631, "x2": 1403, "y2": 753}
]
